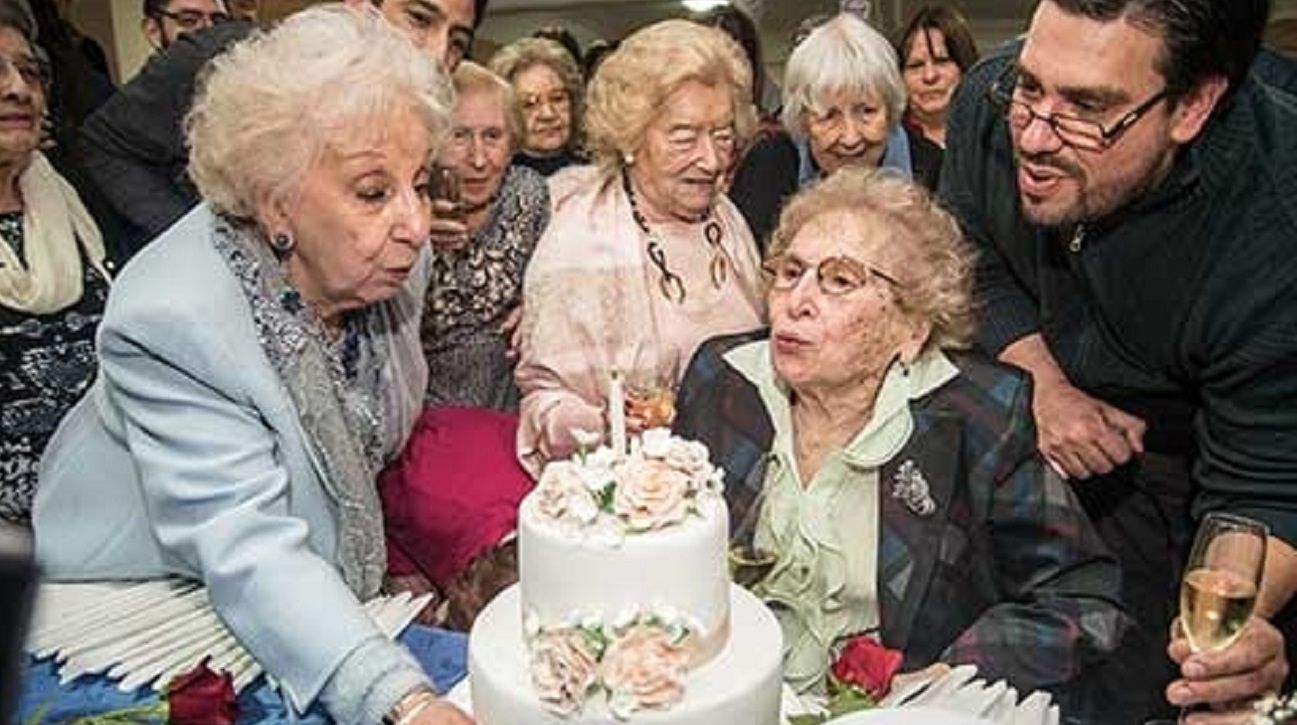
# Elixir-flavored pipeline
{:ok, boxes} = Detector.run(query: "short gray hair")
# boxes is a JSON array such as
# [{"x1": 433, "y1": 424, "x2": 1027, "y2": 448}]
[
  {"x1": 186, "y1": 5, "x2": 454, "y2": 219},
  {"x1": 781, "y1": 12, "x2": 906, "y2": 138},
  {"x1": 453, "y1": 60, "x2": 522, "y2": 150}
]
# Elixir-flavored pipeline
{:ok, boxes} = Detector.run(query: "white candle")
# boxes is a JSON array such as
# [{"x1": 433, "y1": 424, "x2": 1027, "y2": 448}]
[{"x1": 608, "y1": 369, "x2": 627, "y2": 456}]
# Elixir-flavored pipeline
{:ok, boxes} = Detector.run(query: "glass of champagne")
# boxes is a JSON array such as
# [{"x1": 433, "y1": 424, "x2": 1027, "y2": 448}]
[
  {"x1": 429, "y1": 165, "x2": 464, "y2": 223},
  {"x1": 1149, "y1": 513, "x2": 1268, "y2": 724},
  {"x1": 624, "y1": 352, "x2": 679, "y2": 431},
  {"x1": 1180, "y1": 513, "x2": 1267, "y2": 653},
  {"x1": 727, "y1": 484, "x2": 777, "y2": 590}
]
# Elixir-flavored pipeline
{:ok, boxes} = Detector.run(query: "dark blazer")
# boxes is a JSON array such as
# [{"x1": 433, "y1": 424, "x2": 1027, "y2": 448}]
[{"x1": 674, "y1": 331, "x2": 1127, "y2": 698}]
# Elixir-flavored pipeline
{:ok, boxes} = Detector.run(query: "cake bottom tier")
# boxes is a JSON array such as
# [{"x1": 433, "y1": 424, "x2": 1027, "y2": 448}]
[{"x1": 468, "y1": 583, "x2": 784, "y2": 725}]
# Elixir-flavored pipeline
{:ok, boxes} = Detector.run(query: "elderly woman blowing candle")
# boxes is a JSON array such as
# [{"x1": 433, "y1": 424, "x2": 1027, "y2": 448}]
[
  {"x1": 33, "y1": 8, "x2": 470, "y2": 725},
  {"x1": 675, "y1": 169, "x2": 1125, "y2": 702},
  {"x1": 515, "y1": 19, "x2": 765, "y2": 475}
]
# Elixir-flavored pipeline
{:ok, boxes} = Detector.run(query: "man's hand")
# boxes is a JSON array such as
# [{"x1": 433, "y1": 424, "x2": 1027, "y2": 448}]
[
  {"x1": 998, "y1": 333, "x2": 1145, "y2": 479},
  {"x1": 1167, "y1": 616, "x2": 1288, "y2": 723},
  {"x1": 429, "y1": 199, "x2": 469, "y2": 252},
  {"x1": 1032, "y1": 376, "x2": 1146, "y2": 479},
  {"x1": 412, "y1": 699, "x2": 474, "y2": 724}
]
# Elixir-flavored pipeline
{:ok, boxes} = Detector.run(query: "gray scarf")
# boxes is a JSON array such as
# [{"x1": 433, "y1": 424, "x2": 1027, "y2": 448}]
[{"x1": 212, "y1": 217, "x2": 427, "y2": 598}]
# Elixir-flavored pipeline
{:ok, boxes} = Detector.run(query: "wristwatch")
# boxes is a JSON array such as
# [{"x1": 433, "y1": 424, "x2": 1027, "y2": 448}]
[{"x1": 382, "y1": 686, "x2": 437, "y2": 725}]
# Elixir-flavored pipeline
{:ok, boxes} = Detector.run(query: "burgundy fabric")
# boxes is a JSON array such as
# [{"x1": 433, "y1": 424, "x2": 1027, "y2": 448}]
[{"x1": 381, "y1": 407, "x2": 534, "y2": 587}]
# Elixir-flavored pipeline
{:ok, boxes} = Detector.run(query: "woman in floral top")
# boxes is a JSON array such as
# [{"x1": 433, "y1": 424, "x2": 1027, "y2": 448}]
[
  {"x1": 421, "y1": 61, "x2": 549, "y2": 411},
  {"x1": 0, "y1": 7, "x2": 110, "y2": 524}
]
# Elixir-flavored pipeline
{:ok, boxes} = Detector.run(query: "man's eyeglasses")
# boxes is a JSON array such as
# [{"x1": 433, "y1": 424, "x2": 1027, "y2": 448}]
[
  {"x1": 987, "y1": 66, "x2": 1168, "y2": 152},
  {"x1": 761, "y1": 254, "x2": 900, "y2": 296},
  {"x1": 0, "y1": 54, "x2": 48, "y2": 88},
  {"x1": 151, "y1": 9, "x2": 230, "y2": 31}
]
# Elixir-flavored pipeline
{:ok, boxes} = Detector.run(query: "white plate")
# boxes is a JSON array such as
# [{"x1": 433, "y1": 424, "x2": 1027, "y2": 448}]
[{"x1": 829, "y1": 707, "x2": 995, "y2": 725}]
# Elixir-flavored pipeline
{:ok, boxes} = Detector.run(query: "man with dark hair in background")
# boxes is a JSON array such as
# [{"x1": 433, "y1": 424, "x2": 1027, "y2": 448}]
[
  {"x1": 80, "y1": 0, "x2": 489, "y2": 264},
  {"x1": 141, "y1": 0, "x2": 229, "y2": 52},
  {"x1": 941, "y1": 0, "x2": 1294, "y2": 720}
]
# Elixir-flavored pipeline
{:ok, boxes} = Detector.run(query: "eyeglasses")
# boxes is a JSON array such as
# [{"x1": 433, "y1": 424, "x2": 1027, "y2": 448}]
[
  {"x1": 0, "y1": 54, "x2": 48, "y2": 87},
  {"x1": 988, "y1": 66, "x2": 1168, "y2": 152},
  {"x1": 761, "y1": 254, "x2": 900, "y2": 296},
  {"x1": 151, "y1": 9, "x2": 230, "y2": 31}
]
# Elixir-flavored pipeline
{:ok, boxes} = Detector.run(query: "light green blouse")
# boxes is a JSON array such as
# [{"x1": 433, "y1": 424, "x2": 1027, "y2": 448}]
[{"x1": 723, "y1": 341, "x2": 958, "y2": 693}]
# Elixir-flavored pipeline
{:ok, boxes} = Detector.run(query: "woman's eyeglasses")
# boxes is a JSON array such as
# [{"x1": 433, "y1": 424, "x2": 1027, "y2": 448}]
[{"x1": 761, "y1": 254, "x2": 900, "y2": 296}]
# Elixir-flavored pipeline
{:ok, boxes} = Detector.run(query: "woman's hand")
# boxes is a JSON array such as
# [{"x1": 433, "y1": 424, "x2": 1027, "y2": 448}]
[
  {"x1": 410, "y1": 699, "x2": 474, "y2": 724},
  {"x1": 500, "y1": 306, "x2": 523, "y2": 360},
  {"x1": 383, "y1": 572, "x2": 445, "y2": 627}
]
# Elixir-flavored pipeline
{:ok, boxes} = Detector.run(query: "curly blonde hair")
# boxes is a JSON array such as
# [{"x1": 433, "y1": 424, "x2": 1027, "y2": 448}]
[
  {"x1": 583, "y1": 19, "x2": 757, "y2": 171},
  {"x1": 186, "y1": 5, "x2": 454, "y2": 219},
  {"x1": 489, "y1": 37, "x2": 583, "y2": 151},
  {"x1": 769, "y1": 168, "x2": 977, "y2": 351}
]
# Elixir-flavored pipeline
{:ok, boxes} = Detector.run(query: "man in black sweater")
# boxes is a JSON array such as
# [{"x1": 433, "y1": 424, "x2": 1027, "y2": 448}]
[
  {"x1": 940, "y1": 0, "x2": 1294, "y2": 721},
  {"x1": 78, "y1": 0, "x2": 486, "y2": 264}
]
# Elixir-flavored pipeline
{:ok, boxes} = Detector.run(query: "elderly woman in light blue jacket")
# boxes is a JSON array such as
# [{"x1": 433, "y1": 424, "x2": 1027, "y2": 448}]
[{"x1": 32, "y1": 8, "x2": 470, "y2": 725}]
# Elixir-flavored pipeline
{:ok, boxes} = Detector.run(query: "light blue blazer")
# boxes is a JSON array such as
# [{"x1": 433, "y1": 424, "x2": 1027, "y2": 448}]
[{"x1": 33, "y1": 205, "x2": 430, "y2": 711}]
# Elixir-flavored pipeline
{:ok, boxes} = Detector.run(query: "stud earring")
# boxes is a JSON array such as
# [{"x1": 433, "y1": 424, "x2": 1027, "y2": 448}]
[{"x1": 270, "y1": 232, "x2": 295, "y2": 255}]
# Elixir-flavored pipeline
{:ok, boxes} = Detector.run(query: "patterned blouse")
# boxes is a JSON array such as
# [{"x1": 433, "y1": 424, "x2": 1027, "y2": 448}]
[
  {"x1": 422, "y1": 165, "x2": 549, "y2": 411},
  {"x1": 0, "y1": 212, "x2": 109, "y2": 523}
]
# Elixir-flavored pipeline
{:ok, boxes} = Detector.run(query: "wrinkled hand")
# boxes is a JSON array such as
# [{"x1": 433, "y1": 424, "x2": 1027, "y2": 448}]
[
  {"x1": 500, "y1": 306, "x2": 523, "y2": 360},
  {"x1": 411, "y1": 699, "x2": 474, "y2": 724},
  {"x1": 429, "y1": 200, "x2": 469, "y2": 252},
  {"x1": 384, "y1": 572, "x2": 444, "y2": 627},
  {"x1": 1167, "y1": 616, "x2": 1288, "y2": 723},
  {"x1": 1032, "y1": 378, "x2": 1145, "y2": 479}
]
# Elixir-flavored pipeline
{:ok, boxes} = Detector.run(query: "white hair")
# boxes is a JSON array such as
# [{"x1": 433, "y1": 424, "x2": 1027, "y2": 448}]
[
  {"x1": 780, "y1": 12, "x2": 906, "y2": 137},
  {"x1": 186, "y1": 4, "x2": 454, "y2": 218}
]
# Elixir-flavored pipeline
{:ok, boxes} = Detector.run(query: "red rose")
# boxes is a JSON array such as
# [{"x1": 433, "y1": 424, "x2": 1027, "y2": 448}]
[
  {"x1": 166, "y1": 657, "x2": 238, "y2": 725},
  {"x1": 829, "y1": 635, "x2": 904, "y2": 700}
]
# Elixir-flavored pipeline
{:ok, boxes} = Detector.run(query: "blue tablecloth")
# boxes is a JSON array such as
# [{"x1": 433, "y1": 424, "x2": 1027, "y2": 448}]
[{"x1": 17, "y1": 625, "x2": 468, "y2": 724}]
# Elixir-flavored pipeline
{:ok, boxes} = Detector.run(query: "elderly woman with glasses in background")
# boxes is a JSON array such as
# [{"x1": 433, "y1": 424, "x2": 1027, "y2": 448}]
[
  {"x1": 729, "y1": 12, "x2": 943, "y2": 251},
  {"x1": 514, "y1": 19, "x2": 765, "y2": 475},
  {"x1": 675, "y1": 169, "x2": 1125, "y2": 702},
  {"x1": 489, "y1": 37, "x2": 585, "y2": 177}
]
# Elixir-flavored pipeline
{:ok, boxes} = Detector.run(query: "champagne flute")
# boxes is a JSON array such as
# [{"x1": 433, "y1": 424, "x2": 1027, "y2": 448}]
[
  {"x1": 624, "y1": 348, "x2": 679, "y2": 431},
  {"x1": 429, "y1": 165, "x2": 464, "y2": 223},
  {"x1": 1148, "y1": 512, "x2": 1268, "y2": 724},
  {"x1": 1179, "y1": 513, "x2": 1267, "y2": 654},
  {"x1": 727, "y1": 478, "x2": 777, "y2": 590}
]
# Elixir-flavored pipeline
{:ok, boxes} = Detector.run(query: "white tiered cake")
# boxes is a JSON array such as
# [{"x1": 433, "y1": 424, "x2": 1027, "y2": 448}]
[{"x1": 467, "y1": 430, "x2": 783, "y2": 723}]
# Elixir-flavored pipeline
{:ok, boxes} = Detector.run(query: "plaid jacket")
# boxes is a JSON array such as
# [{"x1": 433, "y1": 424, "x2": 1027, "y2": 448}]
[{"x1": 675, "y1": 331, "x2": 1128, "y2": 696}]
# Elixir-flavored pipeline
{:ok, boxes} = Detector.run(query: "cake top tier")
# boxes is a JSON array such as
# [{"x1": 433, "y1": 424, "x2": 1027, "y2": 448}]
[{"x1": 527, "y1": 428, "x2": 724, "y2": 541}]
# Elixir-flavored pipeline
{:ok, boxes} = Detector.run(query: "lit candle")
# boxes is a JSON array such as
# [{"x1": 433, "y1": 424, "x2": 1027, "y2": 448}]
[{"x1": 608, "y1": 369, "x2": 627, "y2": 456}]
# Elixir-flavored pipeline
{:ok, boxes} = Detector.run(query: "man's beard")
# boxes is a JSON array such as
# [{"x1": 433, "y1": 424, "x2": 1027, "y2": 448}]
[{"x1": 1015, "y1": 149, "x2": 1168, "y2": 229}]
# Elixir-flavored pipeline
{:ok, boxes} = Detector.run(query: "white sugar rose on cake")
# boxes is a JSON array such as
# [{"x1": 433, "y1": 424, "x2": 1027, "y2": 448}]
[{"x1": 467, "y1": 427, "x2": 784, "y2": 724}]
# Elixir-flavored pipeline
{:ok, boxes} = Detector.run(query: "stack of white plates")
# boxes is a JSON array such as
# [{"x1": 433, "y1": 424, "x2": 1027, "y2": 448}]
[{"x1": 26, "y1": 579, "x2": 431, "y2": 694}]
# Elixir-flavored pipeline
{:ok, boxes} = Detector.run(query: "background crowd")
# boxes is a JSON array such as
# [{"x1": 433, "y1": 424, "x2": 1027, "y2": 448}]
[{"x1": 3, "y1": 0, "x2": 1297, "y2": 723}]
